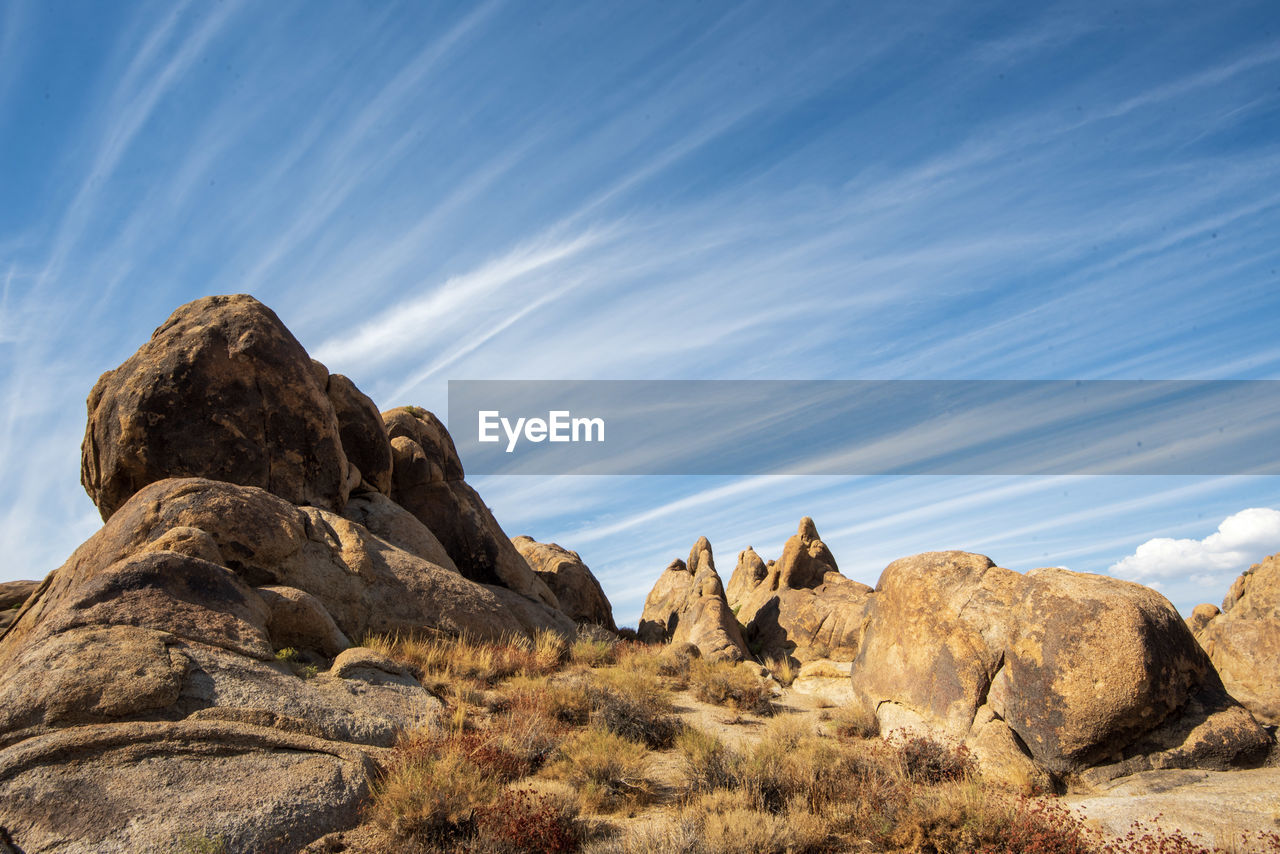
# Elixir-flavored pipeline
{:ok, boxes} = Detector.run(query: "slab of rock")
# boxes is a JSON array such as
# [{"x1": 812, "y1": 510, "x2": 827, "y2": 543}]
[
  {"x1": 385, "y1": 406, "x2": 558, "y2": 608},
  {"x1": 81, "y1": 295, "x2": 354, "y2": 520},
  {"x1": 1193, "y1": 553, "x2": 1280, "y2": 726},
  {"x1": 729, "y1": 519, "x2": 872, "y2": 663},
  {"x1": 849, "y1": 551, "x2": 1271, "y2": 787},
  {"x1": 1068, "y1": 767, "x2": 1280, "y2": 849},
  {"x1": 512, "y1": 536, "x2": 616, "y2": 630},
  {"x1": 0, "y1": 720, "x2": 380, "y2": 854},
  {"x1": 638, "y1": 537, "x2": 749, "y2": 662}
]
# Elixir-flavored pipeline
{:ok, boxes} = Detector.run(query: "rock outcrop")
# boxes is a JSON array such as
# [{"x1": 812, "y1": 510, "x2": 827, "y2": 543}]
[
  {"x1": 1193, "y1": 553, "x2": 1280, "y2": 726},
  {"x1": 638, "y1": 537, "x2": 748, "y2": 662},
  {"x1": 0, "y1": 294, "x2": 596, "y2": 853},
  {"x1": 81, "y1": 295, "x2": 357, "y2": 520},
  {"x1": 384, "y1": 406, "x2": 558, "y2": 608},
  {"x1": 849, "y1": 551, "x2": 1270, "y2": 788},
  {"x1": 512, "y1": 536, "x2": 616, "y2": 630},
  {"x1": 728, "y1": 518, "x2": 873, "y2": 663}
]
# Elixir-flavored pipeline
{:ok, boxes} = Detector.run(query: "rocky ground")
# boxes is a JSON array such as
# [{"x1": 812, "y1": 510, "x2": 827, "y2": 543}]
[{"x1": 0, "y1": 293, "x2": 1277, "y2": 853}]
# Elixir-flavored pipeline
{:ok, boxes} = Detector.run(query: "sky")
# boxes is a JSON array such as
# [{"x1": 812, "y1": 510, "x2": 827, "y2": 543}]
[{"x1": 2, "y1": 1, "x2": 1279, "y2": 627}]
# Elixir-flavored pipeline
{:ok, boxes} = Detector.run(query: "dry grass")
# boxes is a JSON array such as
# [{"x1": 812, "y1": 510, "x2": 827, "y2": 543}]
[
  {"x1": 686, "y1": 658, "x2": 774, "y2": 714},
  {"x1": 827, "y1": 701, "x2": 880, "y2": 739},
  {"x1": 357, "y1": 631, "x2": 1267, "y2": 854},
  {"x1": 549, "y1": 726, "x2": 659, "y2": 813},
  {"x1": 764, "y1": 655, "x2": 798, "y2": 687}
]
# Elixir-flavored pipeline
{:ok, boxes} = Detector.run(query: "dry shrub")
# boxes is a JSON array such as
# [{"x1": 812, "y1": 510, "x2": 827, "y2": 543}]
[
  {"x1": 549, "y1": 727, "x2": 657, "y2": 813},
  {"x1": 580, "y1": 816, "x2": 701, "y2": 854},
  {"x1": 691, "y1": 799, "x2": 829, "y2": 854},
  {"x1": 471, "y1": 788, "x2": 582, "y2": 854},
  {"x1": 828, "y1": 702, "x2": 880, "y2": 739},
  {"x1": 590, "y1": 668, "x2": 682, "y2": 748},
  {"x1": 364, "y1": 629, "x2": 567, "y2": 691},
  {"x1": 506, "y1": 675, "x2": 594, "y2": 726},
  {"x1": 764, "y1": 656, "x2": 798, "y2": 687},
  {"x1": 676, "y1": 727, "x2": 737, "y2": 794},
  {"x1": 896, "y1": 734, "x2": 976, "y2": 784},
  {"x1": 570, "y1": 636, "x2": 616, "y2": 668},
  {"x1": 370, "y1": 741, "x2": 498, "y2": 845},
  {"x1": 687, "y1": 658, "x2": 774, "y2": 714},
  {"x1": 1097, "y1": 821, "x2": 1280, "y2": 854},
  {"x1": 483, "y1": 709, "x2": 566, "y2": 776}
]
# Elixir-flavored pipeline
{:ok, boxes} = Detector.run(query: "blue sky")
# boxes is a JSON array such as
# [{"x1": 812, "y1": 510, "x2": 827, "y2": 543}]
[{"x1": 2, "y1": 1, "x2": 1279, "y2": 626}]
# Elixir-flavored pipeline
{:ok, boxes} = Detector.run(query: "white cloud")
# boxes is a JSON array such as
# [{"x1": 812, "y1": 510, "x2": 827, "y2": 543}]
[{"x1": 1111, "y1": 507, "x2": 1280, "y2": 581}]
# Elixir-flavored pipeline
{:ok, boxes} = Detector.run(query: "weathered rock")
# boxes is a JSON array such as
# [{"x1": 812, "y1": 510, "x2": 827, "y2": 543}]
[
  {"x1": 849, "y1": 551, "x2": 1271, "y2": 785},
  {"x1": 1, "y1": 293, "x2": 600, "y2": 853},
  {"x1": 81, "y1": 295, "x2": 353, "y2": 520},
  {"x1": 512, "y1": 536, "x2": 616, "y2": 630},
  {"x1": 0, "y1": 580, "x2": 38, "y2": 634},
  {"x1": 256, "y1": 585, "x2": 351, "y2": 658},
  {"x1": 725, "y1": 547, "x2": 768, "y2": 608},
  {"x1": 1194, "y1": 553, "x2": 1280, "y2": 726},
  {"x1": 0, "y1": 580, "x2": 37, "y2": 612},
  {"x1": 638, "y1": 538, "x2": 749, "y2": 662},
  {"x1": 326, "y1": 372, "x2": 394, "y2": 496},
  {"x1": 1188, "y1": 603, "x2": 1220, "y2": 634},
  {"x1": 341, "y1": 491, "x2": 457, "y2": 571},
  {"x1": 0, "y1": 720, "x2": 379, "y2": 854},
  {"x1": 385, "y1": 406, "x2": 558, "y2": 608},
  {"x1": 730, "y1": 519, "x2": 872, "y2": 663}
]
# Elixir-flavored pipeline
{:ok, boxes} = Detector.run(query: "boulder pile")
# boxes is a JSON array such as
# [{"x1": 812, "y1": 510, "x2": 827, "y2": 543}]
[
  {"x1": 1191, "y1": 553, "x2": 1280, "y2": 727},
  {"x1": 642, "y1": 528, "x2": 1274, "y2": 789},
  {"x1": 0, "y1": 295, "x2": 610, "y2": 852}
]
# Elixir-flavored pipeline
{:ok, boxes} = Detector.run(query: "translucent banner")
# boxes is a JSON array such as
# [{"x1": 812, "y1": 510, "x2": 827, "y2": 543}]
[{"x1": 447, "y1": 380, "x2": 1280, "y2": 475}]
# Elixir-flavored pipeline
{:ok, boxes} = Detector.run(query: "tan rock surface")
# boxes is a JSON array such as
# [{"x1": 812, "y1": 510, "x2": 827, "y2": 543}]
[
  {"x1": 385, "y1": 406, "x2": 558, "y2": 607},
  {"x1": 731, "y1": 519, "x2": 872, "y2": 663},
  {"x1": 0, "y1": 720, "x2": 380, "y2": 854},
  {"x1": 1068, "y1": 767, "x2": 1280, "y2": 849},
  {"x1": 81, "y1": 294, "x2": 352, "y2": 520},
  {"x1": 850, "y1": 551, "x2": 1271, "y2": 784},
  {"x1": 638, "y1": 537, "x2": 748, "y2": 662},
  {"x1": 513, "y1": 536, "x2": 616, "y2": 629},
  {"x1": 325, "y1": 372, "x2": 394, "y2": 496},
  {"x1": 1194, "y1": 553, "x2": 1280, "y2": 726}
]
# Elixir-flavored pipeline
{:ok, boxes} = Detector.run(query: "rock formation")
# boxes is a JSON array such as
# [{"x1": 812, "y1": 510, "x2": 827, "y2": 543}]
[
  {"x1": 638, "y1": 537, "x2": 748, "y2": 662},
  {"x1": 1193, "y1": 553, "x2": 1280, "y2": 726},
  {"x1": 384, "y1": 406, "x2": 558, "y2": 607},
  {"x1": 0, "y1": 294, "x2": 594, "y2": 852},
  {"x1": 81, "y1": 295, "x2": 355, "y2": 519},
  {"x1": 512, "y1": 536, "x2": 616, "y2": 630},
  {"x1": 728, "y1": 518, "x2": 872, "y2": 663},
  {"x1": 849, "y1": 551, "x2": 1270, "y2": 788}
]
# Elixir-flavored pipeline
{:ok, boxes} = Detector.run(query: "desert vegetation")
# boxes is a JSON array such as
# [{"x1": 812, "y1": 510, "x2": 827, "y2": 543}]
[{"x1": 347, "y1": 630, "x2": 1280, "y2": 854}]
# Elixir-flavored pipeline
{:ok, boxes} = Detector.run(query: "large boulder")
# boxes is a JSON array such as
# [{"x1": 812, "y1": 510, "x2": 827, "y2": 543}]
[
  {"x1": 638, "y1": 537, "x2": 748, "y2": 662},
  {"x1": 849, "y1": 551, "x2": 1270, "y2": 787},
  {"x1": 384, "y1": 406, "x2": 558, "y2": 608},
  {"x1": 512, "y1": 536, "x2": 616, "y2": 630},
  {"x1": 81, "y1": 295, "x2": 356, "y2": 520},
  {"x1": 729, "y1": 518, "x2": 873, "y2": 663},
  {"x1": 1193, "y1": 553, "x2": 1280, "y2": 726}
]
